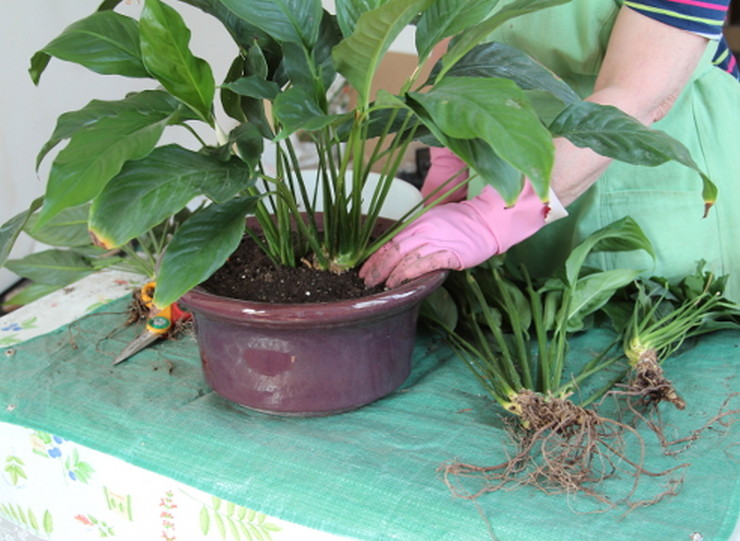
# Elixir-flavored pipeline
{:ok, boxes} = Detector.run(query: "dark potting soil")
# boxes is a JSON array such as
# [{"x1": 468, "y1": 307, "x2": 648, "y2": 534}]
[{"x1": 200, "y1": 236, "x2": 385, "y2": 304}]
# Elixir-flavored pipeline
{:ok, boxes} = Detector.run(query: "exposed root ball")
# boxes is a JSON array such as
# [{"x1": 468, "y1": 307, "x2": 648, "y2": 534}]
[
  {"x1": 630, "y1": 350, "x2": 685, "y2": 410},
  {"x1": 126, "y1": 285, "x2": 152, "y2": 326},
  {"x1": 440, "y1": 391, "x2": 684, "y2": 510},
  {"x1": 515, "y1": 389, "x2": 600, "y2": 434}
]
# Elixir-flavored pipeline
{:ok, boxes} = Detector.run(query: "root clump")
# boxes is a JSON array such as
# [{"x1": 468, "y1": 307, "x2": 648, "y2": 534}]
[
  {"x1": 441, "y1": 391, "x2": 684, "y2": 512},
  {"x1": 628, "y1": 349, "x2": 685, "y2": 410}
]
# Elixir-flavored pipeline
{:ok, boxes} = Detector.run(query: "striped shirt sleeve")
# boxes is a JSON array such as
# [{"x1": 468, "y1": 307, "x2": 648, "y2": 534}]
[
  {"x1": 624, "y1": 0, "x2": 729, "y2": 39},
  {"x1": 624, "y1": 0, "x2": 739, "y2": 79}
]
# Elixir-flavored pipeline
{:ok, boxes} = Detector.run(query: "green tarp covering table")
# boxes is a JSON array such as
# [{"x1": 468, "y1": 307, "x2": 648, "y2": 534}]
[{"x1": 0, "y1": 271, "x2": 738, "y2": 540}]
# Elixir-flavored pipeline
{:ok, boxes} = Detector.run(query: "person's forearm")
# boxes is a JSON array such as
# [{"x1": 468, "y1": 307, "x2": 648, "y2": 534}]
[{"x1": 548, "y1": 6, "x2": 709, "y2": 207}]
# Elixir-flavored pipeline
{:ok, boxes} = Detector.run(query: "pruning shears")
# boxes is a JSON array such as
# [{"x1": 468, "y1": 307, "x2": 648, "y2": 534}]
[{"x1": 113, "y1": 281, "x2": 190, "y2": 366}]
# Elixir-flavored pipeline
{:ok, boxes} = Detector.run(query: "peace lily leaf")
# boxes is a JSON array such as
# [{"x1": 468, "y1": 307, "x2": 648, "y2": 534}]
[
  {"x1": 445, "y1": 137, "x2": 523, "y2": 204},
  {"x1": 415, "y1": 0, "x2": 500, "y2": 60},
  {"x1": 230, "y1": 124, "x2": 264, "y2": 177},
  {"x1": 140, "y1": 0, "x2": 215, "y2": 123},
  {"x1": 0, "y1": 198, "x2": 44, "y2": 267},
  {"x1": 564, "y1": 216, "x2": 654, "y2": 286},
  {"x1": 435, "y1": 42, "x2": 580, "y2": 105},
  {"x1": 219, "y1": 0, "x2": 322, "y2": 46},
  {"x1": 154, "y1": 196, "x2": 260, "y2": 308},
  {"x1": 333, "y1": 0, "x2": 432, "y2": 107},
  {"x1": 409, "y1": 76, "x2": 553, "y2": 193},
  {"x1": 5, "y1": 250, "x2": 93, "y2": 286},
  {"x1": 29, "y1": 11, "x2": 148, "y2": 85},
  {"x1": 36, "y1": 90, "x2": 186, "y2": 170},
  {"x1": 420, "y1": 286, "x2": 459, "y2": 333},
  {"x1": 281, "y1": 41, "x2": 320, "y2": 92},
  {"x1": 25, "y1": 204, "x2": 91, "y2": 248},
  {"x1": 335, "y1": 0, "x2": 386, "y2": 38},
  {"x1": 89, "y1": 145, "x2": 254, "y2": 248},
  {"x1": 179, "y1": 0, "x2": 280, "y2": 56},
  {"x1": 35, "y1": 99, "x2": 180, "y2": 228},
  {"x1": 273, "y1": 87, "x2": 348, "y2": 140},
  {"x1": 550, "y1": 101, "x2": 716, "y2": 215},
  {"x1": 567, "y1": 268, "x2": 643, "y2": 332},
  {"x1": 440, "y1": 0, "x2": 571, "y2": 79},
  {"x1": 221, "y1": 77, "x2": 280, "y2": 100},
  {"x1": 2, "y1": 282, "x2": 63, "y2": 309}
]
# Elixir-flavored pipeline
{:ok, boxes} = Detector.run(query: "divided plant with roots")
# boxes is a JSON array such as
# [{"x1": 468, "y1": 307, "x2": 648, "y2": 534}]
[
  {"x1": 603, "y1": 263, "x2": 740, "y2": 411},
  {"x1": 431, "y1": 217, "x2": 683, "y2": 507}
]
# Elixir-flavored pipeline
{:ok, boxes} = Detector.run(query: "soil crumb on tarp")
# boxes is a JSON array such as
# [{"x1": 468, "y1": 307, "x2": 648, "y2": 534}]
[{"x1": 200, "y1": 236, "x2": 384, "y2": 304}]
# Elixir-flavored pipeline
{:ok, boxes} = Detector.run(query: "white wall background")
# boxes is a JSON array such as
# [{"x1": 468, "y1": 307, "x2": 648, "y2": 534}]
[{"x1": 0, "y1": 1, "x2": 416, "y2": 294}]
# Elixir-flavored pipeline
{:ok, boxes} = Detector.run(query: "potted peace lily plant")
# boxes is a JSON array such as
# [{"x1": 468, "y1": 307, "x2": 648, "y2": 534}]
[{"x1": 0, "y1": 0, "x2": 714, "y2": 415}]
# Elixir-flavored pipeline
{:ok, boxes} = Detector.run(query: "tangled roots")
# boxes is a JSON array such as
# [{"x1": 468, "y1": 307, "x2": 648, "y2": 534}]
[
  {"x1": 628, "y1": 350, "x2": 685, "y2": 410},
  {"x1": 440, "y1": 391, "x2": 685, "y2": 510}
]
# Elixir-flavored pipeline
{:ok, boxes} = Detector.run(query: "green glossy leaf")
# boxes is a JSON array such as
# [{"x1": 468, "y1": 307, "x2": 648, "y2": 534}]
[
  {"x1": 2, "y1": 283, "x2": 61, "y2": 312},
  {"x1": 179, "y1": 0, "x2": 280, "y2": 57},
  {"x1": 409, "y1": 76, "x2": 553, "y2": 191},
  {"x1": 445, "y1": 138, "x2": 522, "y2": 203},
  {"x1": 35, "y1": 93, "x2": 181, "y2": 228},
  {"x1": 435, "y1": 42, "x2": 580, "y2": 105},
  {"x1": 551, "y1": 101, "x2": 696, "y2": 167},
  {"x1": 154, "y1": 196, "x2": 260, "y2": 307},
  {"x1": 29, "y1": 11, "x2": 148, "y2": 84},
  {"x1": 333, "y1": 0, "x2": 432, "y2": 106},
  {"x1": 0, "y1": 198, "x2": 44, "y2": 268},
  {"x1": 420, "y1": 286, "x2": 459, "y2": 332},
  {"x1": 219, "y1": 0, "x2": 322, "y2": 46},
  {"x1": 281, "y1": 41, "x2": 320, "y2": 92},
  {"x1": 221, "y1": 77, "x2": 280, "y2": 100},
  {"x1": 5, "y1": 250, "x2": 93, "y2": 286},
  {"x1": 25, "y1": 205, "x2": 91, "y2": 248},
  {"x1": 140, "y1": 0, "x2": 215, "y2": 122},
  {"x1": 415, "y1": 0, "x2": 500, "y2": 59},
  {"x1": 567, "y1": 268, "x2": 643, "y2": 332},
  {"x1": 564, "y1": 216, "x2": 654, "y2": 286},
  {"x1": 230, "y1": 124, "x2": 264, "y2": 176},
  {"x1": 550, "y1": 101, "x2": 716, "y2": 213},
  {"x1": 36, "y1": 90, "x2": 186, "y2": 169},
  {"x1": 335, "y1": 0, "x2": 385, "y2": 37},
  {"x1": 89, "y1": 146, "x2": 254, "y2": 248},
  {"x1": 273, "y1": 87, "x2": 346, "y2": 139},
  {"x1": 441, "y1": 0, "x2": 571, "y2": 78}
]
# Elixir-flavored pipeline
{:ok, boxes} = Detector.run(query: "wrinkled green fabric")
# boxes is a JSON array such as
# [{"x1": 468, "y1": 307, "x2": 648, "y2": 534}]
[
  {"x1": 473, "y1": 0, "x2": 740, "y2": 302},
  {"x1": 0, "y1": 296, "x2": 738, "y2": 540}
]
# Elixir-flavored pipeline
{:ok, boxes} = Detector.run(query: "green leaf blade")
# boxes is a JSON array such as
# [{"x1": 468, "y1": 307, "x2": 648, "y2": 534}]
[
  {"x1": 220, "y1": 0, "x2": 323, "y2": 46},
  {"x1": 140, "y1": 0, "x2": 215, "y2": 122},
  {"x1": 415, "y1": 0, "x2": 500, "y2": 60},
  {"x1": 89, "y1": 146, "x2": 254, "y2": 248},
  {"x1": 437, "y1": 42, "x2": 580, "y2": 105},
  {"x1": 0, "y1": 198, "x2": 44, "y2": 268},
  {"x1": 410, "y1": 76, "x2": 554, "y2": 195},
  {"x1": 37, "y1": 116, "x2": 170, "y2": 228},
  {"x1": 154, "y1": 196, "x2": 260, "y2": 307},
  {"x1": 333, "y1": 0, "x2": 432, "y2": 106},
  {"x1": 5, "y1": 250, "x2": 93, "y2": 286},
  {"x1": 30, "y1": 11, "x2": 149, "y2": 84}
]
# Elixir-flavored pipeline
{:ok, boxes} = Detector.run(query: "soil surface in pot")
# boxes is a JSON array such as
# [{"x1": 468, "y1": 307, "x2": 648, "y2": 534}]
[{"x1": 201, "y1": 237, "x2": 385, "y2": 304}]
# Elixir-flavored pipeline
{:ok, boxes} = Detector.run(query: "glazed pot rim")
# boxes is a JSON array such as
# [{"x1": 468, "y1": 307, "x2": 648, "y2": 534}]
[{"x1": 180, "y1": 269, "x2": 448, "y2": 326}]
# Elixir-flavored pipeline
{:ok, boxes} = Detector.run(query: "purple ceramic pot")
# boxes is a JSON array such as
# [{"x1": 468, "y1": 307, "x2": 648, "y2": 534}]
[{"x1": 181, "y1": 269, "x2": 447, "y2": 416}]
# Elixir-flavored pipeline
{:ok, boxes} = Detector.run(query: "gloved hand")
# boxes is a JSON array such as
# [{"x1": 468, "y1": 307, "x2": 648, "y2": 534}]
[
  {"x1": 361, "y1": 180, "x2": 566, "y2": 288},
  {"x1": 421, "y1": 147, "x2": 469, "y2": 204}
]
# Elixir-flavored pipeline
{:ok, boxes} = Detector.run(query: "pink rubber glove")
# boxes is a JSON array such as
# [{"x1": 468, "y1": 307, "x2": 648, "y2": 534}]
[
  {"x1": 421, "y1": 147, "x2": 469, "y2": 204},
  {"x1": 361, "y1": 180, "x2": 565, "y2": 288}
]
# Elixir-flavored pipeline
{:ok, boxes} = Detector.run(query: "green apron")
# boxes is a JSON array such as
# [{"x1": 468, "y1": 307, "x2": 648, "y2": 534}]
[{"x1": 477, "y1": 0, "x2": 740, "y2": 301}]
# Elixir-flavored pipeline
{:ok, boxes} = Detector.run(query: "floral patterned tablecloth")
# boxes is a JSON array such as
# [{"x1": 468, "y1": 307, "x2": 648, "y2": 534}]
[{"x1": 0, "y1": 270, "x2": 348, "y2": 541}]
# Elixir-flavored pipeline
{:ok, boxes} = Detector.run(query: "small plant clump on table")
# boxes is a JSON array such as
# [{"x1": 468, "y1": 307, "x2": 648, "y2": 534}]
[
  {"x1": 432, "y1": 217, "x2": 668, "y2": 508},
  {"x1": 603, "y1": 262, "x2": 740, "y2": 411}
]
